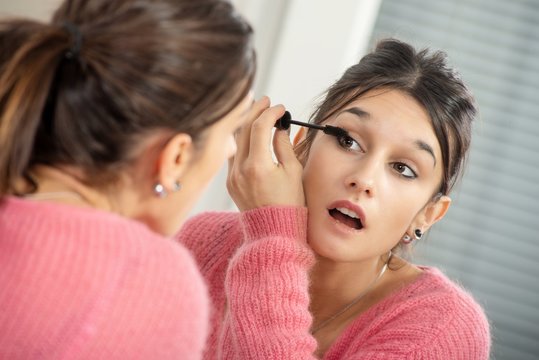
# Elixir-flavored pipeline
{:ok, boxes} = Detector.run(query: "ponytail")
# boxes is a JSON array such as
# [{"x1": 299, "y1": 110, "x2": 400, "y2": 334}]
[
  {"x1": 0, "y1": 20, "x2": 70, "y2": 196},
  {"x1": 1, "y1": 0, "x2": 255, "y2": 198}
]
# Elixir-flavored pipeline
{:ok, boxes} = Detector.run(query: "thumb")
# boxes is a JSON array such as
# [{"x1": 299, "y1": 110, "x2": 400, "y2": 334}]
[{"x1": 273, "y1": 128, "x2": 299, "y2": 167}]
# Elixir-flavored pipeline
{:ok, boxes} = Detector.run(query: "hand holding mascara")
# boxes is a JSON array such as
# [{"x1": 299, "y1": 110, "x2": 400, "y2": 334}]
[{"x1": 228, "y1": 101, "x2": 305, "y2": 211}]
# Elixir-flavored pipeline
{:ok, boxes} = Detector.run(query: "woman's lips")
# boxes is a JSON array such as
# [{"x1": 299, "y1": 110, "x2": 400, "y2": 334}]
[
  {"x1": 328, "y1": 208, "x2": 363, "y2": 229},
  {"x1": 325, "y1": 200, "x2": 367, "y2": 234}
]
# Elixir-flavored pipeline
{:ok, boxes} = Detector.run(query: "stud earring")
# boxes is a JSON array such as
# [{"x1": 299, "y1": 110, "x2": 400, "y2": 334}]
[
  {"x1": 153, "y1": 181, "x2": 181, "y2": 198},
  {"x1": 171, "y1": 181, "x2": 181, "y2": 192},
  {"x1": 414, "y1": 229, "x2": 423, "y2": 240},
  {"x1": 153, "y1": 183, "x2": 168, "y2": 198},
  {"x1": 402, "y1": 234, "x2": 413, "y2": 244}
]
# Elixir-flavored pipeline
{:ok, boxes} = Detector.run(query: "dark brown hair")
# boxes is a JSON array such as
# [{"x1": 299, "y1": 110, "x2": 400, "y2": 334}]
[
  {"x1": 0, "y1": 0, "x2": 255, "y2": 195},
  {"x1": 296, "y1": 38, "x2": 476, "y2": 197}
]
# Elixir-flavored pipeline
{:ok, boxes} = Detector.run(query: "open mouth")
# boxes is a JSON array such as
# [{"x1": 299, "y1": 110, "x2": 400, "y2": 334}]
[{"x1": 329, "y1": 208, "x2": 363, "y2": 230}]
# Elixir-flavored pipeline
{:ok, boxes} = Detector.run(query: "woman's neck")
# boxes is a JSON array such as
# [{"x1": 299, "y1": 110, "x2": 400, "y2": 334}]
[
  {"x1": 309, "y1": 256, "x2": 387, "y2": 320},
  {"x1": 309, "y1": 254, "x2": 422, "y2": 357},
  {"x1": 308, "y1": 256, "x2": 389, "y2": 357},
  {"x1": 20, "y1": 165, "x2": 116, "y2": 211}
]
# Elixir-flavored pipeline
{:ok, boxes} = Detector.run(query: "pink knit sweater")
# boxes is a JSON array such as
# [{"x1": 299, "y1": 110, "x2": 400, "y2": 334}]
[
  {"x1": 0, "y1": 197, "x2": 209, "y2": 359},
  {"x1": 178, "y1": 206, "x2": 491, "y2": 359}
]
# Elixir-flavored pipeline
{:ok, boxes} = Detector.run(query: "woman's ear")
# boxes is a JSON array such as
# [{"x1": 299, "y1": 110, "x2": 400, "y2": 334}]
[
  {"x1": 156, "y1": 133, "x2": 194, "y2": 190},
  {"x1": 293, "y1": 126, "x2": 307, "y2": 146},
  {"x1": 418, "y1": 195, "x2": 452, "y2": 230}
]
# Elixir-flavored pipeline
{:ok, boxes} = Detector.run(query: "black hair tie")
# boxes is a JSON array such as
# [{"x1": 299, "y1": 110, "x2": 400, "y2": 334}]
[{"x1": 62, "y1": 21, "x2": 83, "y2": 59}]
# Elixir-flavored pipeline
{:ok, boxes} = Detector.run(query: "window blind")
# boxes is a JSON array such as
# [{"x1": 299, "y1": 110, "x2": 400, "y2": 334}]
[{"x1": 370, "y1": 1, "x2": 539, "y2": 359}]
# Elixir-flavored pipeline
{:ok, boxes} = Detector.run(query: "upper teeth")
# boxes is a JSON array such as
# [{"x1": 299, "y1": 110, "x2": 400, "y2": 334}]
[{"x1": 336, "y1": 207, "x2": 359, "y2": 219}]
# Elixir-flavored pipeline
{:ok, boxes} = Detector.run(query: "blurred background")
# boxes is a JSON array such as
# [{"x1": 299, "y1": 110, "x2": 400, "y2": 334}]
[{"x1": 1, "y1": 1, "x2": 538, "y2": 359}]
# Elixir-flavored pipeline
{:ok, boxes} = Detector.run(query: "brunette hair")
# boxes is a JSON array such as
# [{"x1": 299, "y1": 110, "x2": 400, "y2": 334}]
[
  {"x1": 0, "y1": 0, "x2": 255, "y2": 196},
  {"x1": 296, "y1": 38, "x2": 476, "y2": 197}
]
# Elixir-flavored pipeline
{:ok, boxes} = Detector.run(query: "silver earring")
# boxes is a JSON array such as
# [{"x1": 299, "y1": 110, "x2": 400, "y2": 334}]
[
  {"x1": 153, "y1": 181, "x2": 181, "y2": 198},
  {"x1": 414, "y1": 229, "x2": 423, "y2": 240},
  {"x1": 402, "y1": 234, "x2": 413, "y2": 244},
  {"x1": 171, "y1": 181, "x2": 181, "y2": 192},
  {"x1": 153, "y1": 183, "x2": 168, "y2": 198}
]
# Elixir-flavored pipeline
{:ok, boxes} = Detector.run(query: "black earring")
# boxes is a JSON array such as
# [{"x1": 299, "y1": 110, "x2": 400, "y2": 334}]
[{"x1": 414, "y1": 229, "x2": 423, "y2": 240}]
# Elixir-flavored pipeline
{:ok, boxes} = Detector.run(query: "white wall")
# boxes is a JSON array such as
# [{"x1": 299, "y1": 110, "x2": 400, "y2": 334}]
[
  {"x1": 0, "y1": 0, "x2": 60, "y2": 20},
  {"x1": 261, "y1": 0, "x2": 382, "y2": 119}
]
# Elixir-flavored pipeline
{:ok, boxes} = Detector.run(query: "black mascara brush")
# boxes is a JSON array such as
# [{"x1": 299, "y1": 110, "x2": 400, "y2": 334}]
[{"x1": 275, "y1": 111, "x2": 349, "y2": 138}]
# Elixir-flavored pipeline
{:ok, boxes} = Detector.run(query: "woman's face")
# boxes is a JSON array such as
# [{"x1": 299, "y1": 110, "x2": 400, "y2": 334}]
[
  {"x1": 186, "y1": 93, "x2": 254, "y2": 192},
  {"x1": 301, "y1": 89, "x2": 444, "y2": 262},
  {"x1": 157, "y1": 92, "x2": 253, "y2": 235}
]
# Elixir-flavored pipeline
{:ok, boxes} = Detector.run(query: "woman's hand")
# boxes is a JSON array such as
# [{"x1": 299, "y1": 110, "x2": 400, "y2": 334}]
[{"x1": 227, "y1": 97, "x2": 305, "y2": 211}]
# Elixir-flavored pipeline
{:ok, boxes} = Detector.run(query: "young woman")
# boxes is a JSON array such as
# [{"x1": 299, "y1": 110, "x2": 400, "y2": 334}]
[
  {"x1": 0, "y1": 0, "x2": 254, "y2": 358},
  {"x1": 178, "y1": 39, "x2": 491, "y2": 359}
]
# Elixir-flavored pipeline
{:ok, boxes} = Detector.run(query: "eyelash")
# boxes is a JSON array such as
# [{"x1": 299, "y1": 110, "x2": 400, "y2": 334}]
[
  {"x1": 392, "y1": 162, "x2": 417, "y2": 179},
  {"x1": 336, "y1": 134, "x2": 364, "y2": 153},
  {"x1": 335, "y1": 134, "x2": 418, "y2": 179}
]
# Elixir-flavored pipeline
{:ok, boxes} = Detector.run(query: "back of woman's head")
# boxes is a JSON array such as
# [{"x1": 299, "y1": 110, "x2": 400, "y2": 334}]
[
  {"x1": 298, "y1": 38, "x2": 476, "y2": 196},
  {"x1": 0, "y1": 0, "x2": 255, "y2": 195}
]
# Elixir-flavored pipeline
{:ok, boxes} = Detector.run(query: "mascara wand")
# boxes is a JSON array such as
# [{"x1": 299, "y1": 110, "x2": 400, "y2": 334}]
[{"x1": 275, "y1": 111, "x2": 349, "y2": 138}]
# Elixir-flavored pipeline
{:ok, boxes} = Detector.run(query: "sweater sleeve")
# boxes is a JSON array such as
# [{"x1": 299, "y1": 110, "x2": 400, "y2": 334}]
[
  {"x1": 219, "y1": 206, "x2": 318, "y2": 359},
  {"x1": 176, "y1": 211, "x2": 247, "y2": 358},
  {"x1": 177, "y1": 211, "x2": 243, "y2": 275}
]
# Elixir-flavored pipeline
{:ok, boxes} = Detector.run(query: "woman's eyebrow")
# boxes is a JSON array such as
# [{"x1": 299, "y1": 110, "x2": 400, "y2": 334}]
[
  {"x1": 415, "y1": 140, "x2": 437, "y2": 167},
  {"x1": 342, "y1": 107, "x2": 437, "y2": 167},
  {"x1": 342, "y1": 107, "x2": 371, "y2": 119}
]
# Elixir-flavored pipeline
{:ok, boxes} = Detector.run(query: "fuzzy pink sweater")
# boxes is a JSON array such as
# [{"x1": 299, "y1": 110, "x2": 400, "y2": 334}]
[
  {"x1": 0, "y1": 197, "x2": 209, "y2": 359},
  {"x1": 178, "y1": 206, "x2": 491, "y2": 359}
]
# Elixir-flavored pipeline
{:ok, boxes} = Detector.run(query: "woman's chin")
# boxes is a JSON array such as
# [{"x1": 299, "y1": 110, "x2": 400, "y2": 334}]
[{"x1": 307, "y1": 236, "x2": 350, "y2": 263}]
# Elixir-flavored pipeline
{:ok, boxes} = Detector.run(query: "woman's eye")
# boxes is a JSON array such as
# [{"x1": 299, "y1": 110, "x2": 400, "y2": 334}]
[
  {"x1": 337, "y1": 134, "x2": 363, "y2": 152},
  {"x1": 393, "y1": 162, "x2": 417, "y2": 179}
]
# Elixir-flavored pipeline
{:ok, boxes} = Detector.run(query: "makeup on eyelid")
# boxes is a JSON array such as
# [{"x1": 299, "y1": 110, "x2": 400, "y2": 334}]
[
  {"x1": 275, "y1": 110, "x2": 433, "y2": 178},
  {"x1": 331, "y1": 114, "x2": 437, "y2": 173}
]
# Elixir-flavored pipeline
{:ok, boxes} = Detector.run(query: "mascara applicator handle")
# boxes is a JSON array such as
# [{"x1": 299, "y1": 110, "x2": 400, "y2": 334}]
[{"x1": 275, "y1": 110, "x2": 292, "y2": 130}]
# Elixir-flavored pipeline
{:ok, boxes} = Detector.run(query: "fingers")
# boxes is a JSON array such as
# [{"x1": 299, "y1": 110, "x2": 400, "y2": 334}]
[
  {"x1": 248, "y1": 104, "x2": 286, "y2": 163},
  {"x1": 273, "y1": 127, "x2": 299, "y2": 168},
  {"x1": 228, "y1": 96, "x2": 269, "y2": 198},
  {"x1": 227, "y1": 99, "x2": 306, "y2": 210},
  {"x1": 234, "y1": 96, "x2": 270, "y2": 163}
]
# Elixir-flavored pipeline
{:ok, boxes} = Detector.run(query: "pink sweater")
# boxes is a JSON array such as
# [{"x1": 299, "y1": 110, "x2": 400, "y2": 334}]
[
  {"x1": 178, "y1": 206, "x2": 491, "y2": 359},
  {"x1": 0, "y1": 197, "x2": 209, "y2": 359}
]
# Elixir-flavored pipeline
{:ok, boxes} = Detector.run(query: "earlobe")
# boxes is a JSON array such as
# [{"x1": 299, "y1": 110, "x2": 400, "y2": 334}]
[
  {"x1": 156, "y1": 133, "x2": 194, "y2": 190},
  {"x1": 405, "y1": 196, "x2": 451, "y2": 242}
]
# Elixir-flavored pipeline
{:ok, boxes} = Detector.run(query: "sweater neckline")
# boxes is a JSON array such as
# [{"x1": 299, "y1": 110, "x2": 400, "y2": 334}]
[{"x1": 322, "y1": 266, "x2": 438, "y2": 358}]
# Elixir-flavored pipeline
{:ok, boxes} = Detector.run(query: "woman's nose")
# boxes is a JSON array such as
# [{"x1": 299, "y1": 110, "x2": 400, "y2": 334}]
[{"x1": 344, "y1": 160, "x2": 378, "y2": 197}]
